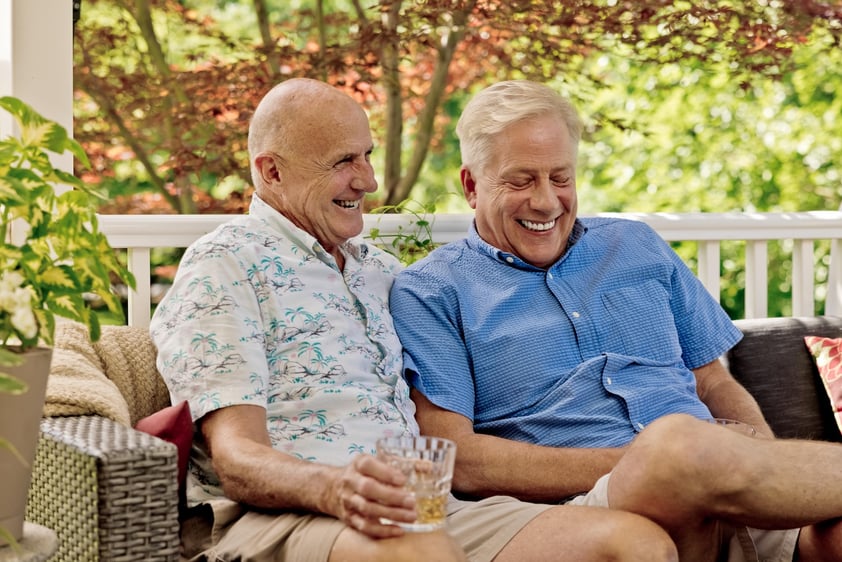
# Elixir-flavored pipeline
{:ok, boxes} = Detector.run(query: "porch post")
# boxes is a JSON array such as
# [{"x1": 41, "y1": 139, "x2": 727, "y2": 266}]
[
  {"x1": 0, "y1": 0, "x2": 75, "y2": 242},
  {"x1": 0, "y1": 0, "x2": 74, "y2": 151}
]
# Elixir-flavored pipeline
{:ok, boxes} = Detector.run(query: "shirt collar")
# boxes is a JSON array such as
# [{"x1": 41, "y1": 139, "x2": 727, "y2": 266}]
[
  {"x1": 248, "y1": 194, "x2": 369, "y2": 265},
  {"x1": 466, "y1": 218, "x2": 588, "y2": 270}
]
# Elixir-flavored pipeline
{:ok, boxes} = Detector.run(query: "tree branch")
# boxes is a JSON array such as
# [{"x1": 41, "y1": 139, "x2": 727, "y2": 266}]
[
  {"x1": 253, "y1": 0, "x2": 281, "y2": 78},
  {"x1": 386, "y1": 1, "x2": 476, "y2": 205},
  {"x1": 129, "y1": 0, "x2": 189, "y2": 104},
  {"x1": 78, "y1": 79, "x2": 182, "y2": 212},
  {"x1": 381, "y1": 0, "x2": 403, "y2": 202}
]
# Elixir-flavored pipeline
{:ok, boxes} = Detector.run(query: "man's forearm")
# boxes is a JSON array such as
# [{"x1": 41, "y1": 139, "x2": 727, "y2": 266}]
[
  {"x1": 694, "y1": 359, "x2": 775, "y2": 437},
  {"x1": 704, "y1": 380, "x2": 774, "y2": 436},
  {"x1": 210, "y1": 431, "x2": 342, "y2": 512},
  {"x1": 449, "y1": 432, "x2": 624, "y2": 502}
]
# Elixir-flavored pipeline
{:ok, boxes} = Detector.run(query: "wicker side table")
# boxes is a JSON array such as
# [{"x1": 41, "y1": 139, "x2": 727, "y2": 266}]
[
  {"x1": 27, "y1": 415, "x2": 181, "y2": 562},
  {"x1": 0, "y1": 522, "x2": 59, "y2": 562}
]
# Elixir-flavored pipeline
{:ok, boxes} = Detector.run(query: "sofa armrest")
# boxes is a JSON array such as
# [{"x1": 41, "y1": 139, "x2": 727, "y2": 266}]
[
  {"x1": 26, "y1": 415, "x2": 181, "y2": 562},
  {"x1": 727, "y1": 316, "x2": 842, "y2": 442}
]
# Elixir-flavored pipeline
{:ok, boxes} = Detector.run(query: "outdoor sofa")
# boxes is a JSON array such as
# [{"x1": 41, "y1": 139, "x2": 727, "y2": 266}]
[{"x1": 24, "y1": 315, "x2": 842, "y2": 561}]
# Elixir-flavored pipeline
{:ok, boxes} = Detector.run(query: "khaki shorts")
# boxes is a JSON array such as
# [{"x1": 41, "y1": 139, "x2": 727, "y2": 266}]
[
  {"x1": 180, "y1": 495, "x2": 550, "y2": 562},
  {"x1": 566, "y1": 473, "x2": 800, "y2": 562}
]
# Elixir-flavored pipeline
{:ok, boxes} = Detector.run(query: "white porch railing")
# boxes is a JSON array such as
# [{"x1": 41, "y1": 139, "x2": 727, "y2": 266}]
[{"x1": 98, "y1": 210, "x2": 842, "y2": 329}]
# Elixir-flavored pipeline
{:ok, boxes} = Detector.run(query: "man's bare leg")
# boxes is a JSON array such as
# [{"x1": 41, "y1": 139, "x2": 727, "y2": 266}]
[
  {"x1": 331, "y1": 505, "x2": 677, "y2": 562},
  {"x1": 608, "y1": 414, "x2": 842, "y2": 561},
  {"x1": 496, "y1": 505, "x2": 677, "y2": 562}
]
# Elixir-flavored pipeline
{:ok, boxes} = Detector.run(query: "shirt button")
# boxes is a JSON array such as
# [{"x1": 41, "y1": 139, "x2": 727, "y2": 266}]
[
  {"x1": 636, "y1": 422, "x2": 645, "y2": 431},
  {"x1": 505, "y1": 256, "x2": 514, "y2": 264},
  {"x1": 548, "y1": 272, "x2": 554, "y2": 280},
  {"x1": 572, "y1": 311, "x2": 580, "y2": 318},
  {"x1": 606, "y1": 377, "x2": 612, "y2": 385}
]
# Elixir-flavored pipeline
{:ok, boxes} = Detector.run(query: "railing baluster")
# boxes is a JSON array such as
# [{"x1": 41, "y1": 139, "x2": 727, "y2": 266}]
[
  {"x1": 697, "y1": 241, "x2": 721, "y2": 303},
  {"x1": 792, "y1": 239, "x2": 815, "y2": 317},
  {"x1": 744, "y1": 241, "x2": 769, "y2": 319},
  {"x1": 829, "y1": 238, "x2": 842, "y2": 316},
  {"x1": 126, "y1": 247, "x2": 152, "y2": 329}
]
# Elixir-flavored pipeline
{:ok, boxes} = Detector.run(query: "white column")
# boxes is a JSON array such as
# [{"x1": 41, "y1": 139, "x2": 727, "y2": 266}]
[
  {"x1": 0, "y1": 0, "x2": 74, "y2": 158},
  {"x1": 1, "y1": 0, "x2": 75, "y2": 243}
]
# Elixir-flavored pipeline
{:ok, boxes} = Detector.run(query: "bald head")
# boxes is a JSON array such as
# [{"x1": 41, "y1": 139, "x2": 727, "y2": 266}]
[
  {"x1": 244, "y1": 79, "x2": 377, "y2": 259},
  {"x1": 248, "y1": 78, "x2": 363, "y2": 192}
]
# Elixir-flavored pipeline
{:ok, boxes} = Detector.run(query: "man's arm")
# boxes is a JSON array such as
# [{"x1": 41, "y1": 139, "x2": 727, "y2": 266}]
[
  {"x1": 200, "y1": 404, "x2": 416, "y2": 538},
  {"x1": 693, "y1": 359, "x2": 775, "y2": 438},
  {"x1": 411, "y1": 389, "x2": 624, "y2": 502}
]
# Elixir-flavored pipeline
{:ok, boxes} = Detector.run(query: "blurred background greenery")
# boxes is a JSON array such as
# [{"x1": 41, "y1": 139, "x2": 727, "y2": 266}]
[{"x1": 72, "y1": 0, "x2": 842, "y2": 318}]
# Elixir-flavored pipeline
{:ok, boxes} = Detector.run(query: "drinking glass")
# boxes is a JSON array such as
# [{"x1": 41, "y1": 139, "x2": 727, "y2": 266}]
[{"x1": 376, "y1": 435, "x2": 456, "y2": 532}]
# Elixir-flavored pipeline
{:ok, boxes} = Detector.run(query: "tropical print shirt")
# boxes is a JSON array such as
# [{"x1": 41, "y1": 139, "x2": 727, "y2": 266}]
[{"x1": 150, "y1": 194, "x2": 418, "y2": 505}]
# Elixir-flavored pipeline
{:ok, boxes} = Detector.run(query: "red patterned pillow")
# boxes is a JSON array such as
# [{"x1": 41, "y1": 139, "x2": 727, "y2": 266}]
[
  {"x1": 804, "y1": 336, "x2": 842, "y2": 436},
  {"x1": 134, "y1": 400, "x2": 193, "y2": 494}
]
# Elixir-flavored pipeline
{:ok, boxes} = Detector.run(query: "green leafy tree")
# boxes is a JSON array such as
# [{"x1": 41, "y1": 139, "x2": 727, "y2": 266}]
[
  {"x1": 73, "y1": 0, "x2": 842, "y2": 212},
  {"x1": 573, "y1": 25, "x2": 842, "y2": 317}
]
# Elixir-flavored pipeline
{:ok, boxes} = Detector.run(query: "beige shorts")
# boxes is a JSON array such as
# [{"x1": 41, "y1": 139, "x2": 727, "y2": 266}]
[
  {"x1": 566, "y1": 473, "x2": 800, "y2": 562},
  {"x1": 180, "y1": 495, "x2": 550, "y2": 562}
]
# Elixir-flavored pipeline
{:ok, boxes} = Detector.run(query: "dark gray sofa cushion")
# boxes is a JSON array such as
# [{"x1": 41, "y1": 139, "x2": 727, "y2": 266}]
[{"x1": 726, "y1": 316, "x2": 842, "y2": 442}]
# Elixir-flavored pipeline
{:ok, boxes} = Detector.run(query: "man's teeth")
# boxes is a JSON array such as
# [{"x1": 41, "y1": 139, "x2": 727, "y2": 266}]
[
  {"x1": 335, "y1": 200, "x2": 360, "y2": 209},
  {"x1": 520, "y1": 219, "x2": 555, "y2": 231}
]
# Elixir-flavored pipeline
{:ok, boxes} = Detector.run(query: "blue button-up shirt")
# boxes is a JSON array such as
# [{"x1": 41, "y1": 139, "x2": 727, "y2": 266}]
[{"x1": 390, "y1": 217, "x2": 742, "y2": 448}]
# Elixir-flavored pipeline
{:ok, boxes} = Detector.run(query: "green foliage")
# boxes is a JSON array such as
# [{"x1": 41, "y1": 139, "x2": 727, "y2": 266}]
[
  {"x1": 578, "y1": 33, "x2": 842, "y2": 216},
  {"x1": 0, "y1": 96, "x2": 136, "y2": 356},
  {"x1": 71, "y1": 1, "x2": 842, "y2": 316},
  {"x1": 571, "y1": 26, "x2": 842, "y2": 317},
  {"x1": 73, "y1": 0, "x2": 842, "y2": 211},
  {"x1": 366, "y1": 199, "x2": 438, "y2": 265}
]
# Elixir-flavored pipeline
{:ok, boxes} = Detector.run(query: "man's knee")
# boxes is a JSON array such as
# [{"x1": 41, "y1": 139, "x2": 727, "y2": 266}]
[
  {"x1": 612, "y1": 414, "x2": 758, "y2": 517},
  {"x1": 618, "y1": 414, "x2": 705, "y2": 485},
  {"x1": 628, "y1": 414, "x2": 744, "y2": 479},
  {"x1": 597, "y1": 512, "x2": 678, "y2": 562}
]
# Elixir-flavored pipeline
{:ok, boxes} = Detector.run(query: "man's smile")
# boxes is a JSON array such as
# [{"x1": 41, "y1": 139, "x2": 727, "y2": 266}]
[
  {"x1": 334, "y1": 199, "x2": 361, "y2": 209},
  {"x1": 518, "y1": 218, "x2": 556, "y2": 232}
]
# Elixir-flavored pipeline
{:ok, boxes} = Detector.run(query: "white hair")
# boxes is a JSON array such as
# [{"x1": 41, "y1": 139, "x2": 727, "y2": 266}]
[{"x1": 455, "y1": 80, "x2": 583, "y2": 173}]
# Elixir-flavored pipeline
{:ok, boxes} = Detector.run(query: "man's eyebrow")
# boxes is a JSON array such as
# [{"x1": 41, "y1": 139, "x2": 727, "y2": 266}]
[
  {"x1": 338, "y1": 145, "x2": 374, "y2": 159},
  {"x1": 504, "y1": 164, "x2": 573, "y2": 175}
]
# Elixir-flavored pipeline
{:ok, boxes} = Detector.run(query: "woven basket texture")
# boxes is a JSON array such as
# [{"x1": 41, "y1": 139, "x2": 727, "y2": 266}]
[{"x1": 27, "y1": 416, "x2": 180, "y2": 562}]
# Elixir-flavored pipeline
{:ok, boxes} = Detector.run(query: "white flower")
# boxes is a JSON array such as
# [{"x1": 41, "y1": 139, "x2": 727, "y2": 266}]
[
  {"x1": 0, "y1": 270, "x2": 38, "y2": 340},
  {"x1": 11, "y1": 306, "x2": 37, "y2": 339}
]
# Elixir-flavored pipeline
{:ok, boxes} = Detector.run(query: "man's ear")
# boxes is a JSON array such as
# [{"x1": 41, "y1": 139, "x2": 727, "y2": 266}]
[
  {"x1": 255, "y1": 153, "x2": 282, "y2": 186},
  {"x1": 461, "y1": 167, "x2": 478, "y2": 210}
]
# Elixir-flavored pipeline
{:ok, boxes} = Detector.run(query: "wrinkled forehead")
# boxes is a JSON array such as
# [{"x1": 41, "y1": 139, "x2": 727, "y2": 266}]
[{"x1": 479, "y1": 114, "x2": 576, "y2": 173}]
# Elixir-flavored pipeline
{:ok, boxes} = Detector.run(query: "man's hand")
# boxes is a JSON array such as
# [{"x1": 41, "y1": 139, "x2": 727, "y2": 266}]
[
  {"x1": 203, "y1": 405, "x2": 421, "y2": 538},
  {"x1": 323, "y1": 454, "x2": 418, "y2": 538}
]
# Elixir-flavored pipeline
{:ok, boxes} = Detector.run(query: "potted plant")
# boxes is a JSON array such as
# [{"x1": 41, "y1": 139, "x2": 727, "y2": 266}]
[{"x1": 0, "y1": 96, "x2": 134, "y2": 546}]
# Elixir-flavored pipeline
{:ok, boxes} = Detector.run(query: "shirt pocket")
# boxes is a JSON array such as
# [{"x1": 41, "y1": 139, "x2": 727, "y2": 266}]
[{"x1": 601, "y1": 280, "x2": 682, "y2": 363}]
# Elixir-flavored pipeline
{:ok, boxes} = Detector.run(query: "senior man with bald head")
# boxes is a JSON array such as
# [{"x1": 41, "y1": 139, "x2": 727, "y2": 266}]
[{"x1": 150, "y1": 79, "x2": 677, "y2": 562}]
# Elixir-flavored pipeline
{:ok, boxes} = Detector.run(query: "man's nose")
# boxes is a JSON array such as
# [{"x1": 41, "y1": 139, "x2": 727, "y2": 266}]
[
  {"x1": 530, "y1": 177, "x2": 558, "y2": 210},
  {"x1": 353, "y1": 163, "x2": 378, "y2": 193}
]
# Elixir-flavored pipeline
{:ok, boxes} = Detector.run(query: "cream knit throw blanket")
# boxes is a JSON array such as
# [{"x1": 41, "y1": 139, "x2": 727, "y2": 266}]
[{"x1": 44, "y1": 320, "x2": 171, "y2": 426}]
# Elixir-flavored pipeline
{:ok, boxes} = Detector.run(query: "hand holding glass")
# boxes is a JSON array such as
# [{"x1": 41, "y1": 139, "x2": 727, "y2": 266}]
[{"x1": 376, "y1": 435, "x2": 456, "y2": 532}]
